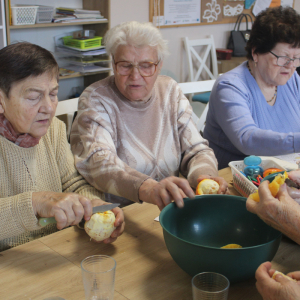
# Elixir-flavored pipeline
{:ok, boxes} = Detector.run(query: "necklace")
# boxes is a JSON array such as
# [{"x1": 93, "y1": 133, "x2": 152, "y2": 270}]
[{"x1": 247, "y1": 61, "x2": 277, "y2": 103}]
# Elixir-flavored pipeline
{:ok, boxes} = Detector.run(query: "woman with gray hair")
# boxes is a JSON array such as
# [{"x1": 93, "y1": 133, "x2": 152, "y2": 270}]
[{"x1": 70, "y1": 21, "x2": 227, "y2": 210}]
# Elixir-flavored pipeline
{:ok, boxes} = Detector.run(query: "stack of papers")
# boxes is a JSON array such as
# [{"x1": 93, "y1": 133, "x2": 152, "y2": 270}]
[{"x1": 54, "y1": 7, "x2": 106, "y2": 23}]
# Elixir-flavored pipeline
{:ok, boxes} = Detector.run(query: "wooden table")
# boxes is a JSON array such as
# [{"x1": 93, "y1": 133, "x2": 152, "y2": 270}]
[{"x1": 1, "y1": 168, "x2": 300, "y2": 300}]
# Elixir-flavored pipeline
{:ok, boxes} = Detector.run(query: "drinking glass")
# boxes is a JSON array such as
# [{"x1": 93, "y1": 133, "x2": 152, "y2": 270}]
[
  {"x1": 81, "y1": 255, "x2": 116, "y2": 300},
  {"x1": 192, "y1": 272, "x2": 230, "y2": 300}
]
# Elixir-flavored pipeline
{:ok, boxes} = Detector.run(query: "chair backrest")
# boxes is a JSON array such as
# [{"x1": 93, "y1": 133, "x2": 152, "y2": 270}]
[
  {"x1": 178, "y1": 80, "x2": 215, "y2": 133},
  {"x1": 55, "y1": 98, "x2": 79, "y2": 138},
  {"x1": 55, "y1": 98, "x2": 79, "y2": 117},
  {"x1": 183, "y1": 35, "x2": 218, "y2": 82}
]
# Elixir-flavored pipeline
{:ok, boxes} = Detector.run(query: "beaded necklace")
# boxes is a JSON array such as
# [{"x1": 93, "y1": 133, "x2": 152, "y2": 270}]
[{"x1": 247, "y1": 61, "x2": 277, "y2": 103}]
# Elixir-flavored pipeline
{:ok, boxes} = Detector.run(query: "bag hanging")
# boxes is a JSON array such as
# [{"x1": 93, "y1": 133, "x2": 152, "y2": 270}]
[{"x1": 227, "y1": 14, "x2": 253, "y2": 57}]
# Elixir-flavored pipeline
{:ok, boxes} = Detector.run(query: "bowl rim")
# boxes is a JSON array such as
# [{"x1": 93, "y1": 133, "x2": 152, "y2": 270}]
[{"x1": 159, "y1": 195, "x2": 282, "y2": 250}]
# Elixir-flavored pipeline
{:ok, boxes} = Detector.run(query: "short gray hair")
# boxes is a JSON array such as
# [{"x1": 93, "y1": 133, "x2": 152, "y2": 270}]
[{"x1": 104, "y1": 21, "x2": 169, "y2": 61}]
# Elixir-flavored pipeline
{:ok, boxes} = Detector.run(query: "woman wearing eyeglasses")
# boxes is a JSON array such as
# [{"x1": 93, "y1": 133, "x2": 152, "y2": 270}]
[
  {"x1": 203, "y1": 6, "x2": 300, "y2": 169},
  {"x1": 70, "y1": 21, "x2": 228, "y2": 210}
]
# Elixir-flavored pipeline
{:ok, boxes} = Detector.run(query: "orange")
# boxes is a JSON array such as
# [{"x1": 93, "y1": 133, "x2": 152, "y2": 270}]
[
  {"x1": 263, "y1": 168, "x2": 283, "y2": 178},
  {"x1": 221, "y1": 244, "x2": 242, "y2": 249},
  {"x1": 249, "y1": 172, "x2": 288, "y2": 202},
  {"x1": 196, "y1": 179, "x2": 219, "y2": 195}
]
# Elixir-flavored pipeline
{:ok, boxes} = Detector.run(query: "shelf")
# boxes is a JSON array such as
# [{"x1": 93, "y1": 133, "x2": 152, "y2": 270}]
[
  {"x1": 59, "y1": 69, "x2": 111, "y2": 80},
  {"x1": 9, "y1": 19, "x2": 108, "y2": 29}
]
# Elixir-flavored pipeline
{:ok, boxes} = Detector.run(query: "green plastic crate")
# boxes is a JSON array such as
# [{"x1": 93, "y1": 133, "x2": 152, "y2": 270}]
[{"x1": 62, "y1": 36, "x2": 102, "y2": 50}]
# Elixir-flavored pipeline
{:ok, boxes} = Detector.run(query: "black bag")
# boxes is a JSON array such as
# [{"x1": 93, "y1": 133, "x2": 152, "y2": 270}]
[{"x1": 227, "y1": 14, "x2": 253, "y2": 57}]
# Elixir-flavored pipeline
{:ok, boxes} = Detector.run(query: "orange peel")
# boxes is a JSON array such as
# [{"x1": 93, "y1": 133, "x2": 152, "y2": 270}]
[
  {"x1": 196, "y1": 179, "x2": 219, "y2": 195},
  {"x1": 272, "y1": 271, "x2": 296, "y2": 281},
  {"x1": 249, "y1": 172, "x2": 288, "y2": 202},
  {"x1": 221, "y1": 244, "x2": 242, "y2": 249}
]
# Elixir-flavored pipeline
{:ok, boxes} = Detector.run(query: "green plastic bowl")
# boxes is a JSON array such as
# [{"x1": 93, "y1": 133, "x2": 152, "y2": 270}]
[{"x1": 160, "y1": 195, "x2": 281, "y2": 283}]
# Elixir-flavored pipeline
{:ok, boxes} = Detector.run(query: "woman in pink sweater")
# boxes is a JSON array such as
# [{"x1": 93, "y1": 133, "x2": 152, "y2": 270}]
[{"x1": 70, "y1": 21, "x2": 228, "y2": 210}]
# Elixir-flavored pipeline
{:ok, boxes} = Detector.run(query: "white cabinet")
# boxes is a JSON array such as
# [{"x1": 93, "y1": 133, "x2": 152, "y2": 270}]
[{"x1": 0, "y1": 0, "x2": 7, "y2": 49}]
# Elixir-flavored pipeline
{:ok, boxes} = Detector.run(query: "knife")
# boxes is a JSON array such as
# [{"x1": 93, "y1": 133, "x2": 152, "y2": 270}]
[{"x1": 38, "y1": 203, "x2": 120, "y2": 227}]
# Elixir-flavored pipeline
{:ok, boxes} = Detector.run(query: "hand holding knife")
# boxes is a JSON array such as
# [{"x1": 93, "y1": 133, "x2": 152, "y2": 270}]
[{"x1": 39, "y1": 203, "x2": 120, "y2": 227}]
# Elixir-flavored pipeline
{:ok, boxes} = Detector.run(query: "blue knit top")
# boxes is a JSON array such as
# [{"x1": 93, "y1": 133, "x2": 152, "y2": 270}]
[{"x1": 203, "y1": 61, "x2": 300, "y2": 169}]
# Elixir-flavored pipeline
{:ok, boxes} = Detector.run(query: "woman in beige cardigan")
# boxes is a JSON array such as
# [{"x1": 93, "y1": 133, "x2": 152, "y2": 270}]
[{"x1": 0, "y1": 42, "x2": 124, "y2": 251}]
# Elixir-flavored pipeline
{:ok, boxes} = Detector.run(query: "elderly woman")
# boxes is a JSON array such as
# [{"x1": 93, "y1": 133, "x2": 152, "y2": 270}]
[
  {"x1": 70, "y1": 21, "x2": 227, "y2": 210},
  {"x1": 203, "y1": 6, "x2": 300, "y2": 169},
  {"x1": 247, "y1": 173, "x2": 300, "y2": 299},
  {"x1": 0, "y1": 42, "x2": 124, "y2": 251}
]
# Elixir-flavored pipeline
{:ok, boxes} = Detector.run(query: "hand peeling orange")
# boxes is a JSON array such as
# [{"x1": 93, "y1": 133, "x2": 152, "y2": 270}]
[{"x1": 249, "y1": 172, "x2": 288, "y2": 202}]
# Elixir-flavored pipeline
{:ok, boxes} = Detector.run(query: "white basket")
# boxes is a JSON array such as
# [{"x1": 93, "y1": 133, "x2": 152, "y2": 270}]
[
  {"x1": 36, "y1": 6, "x2": 54, "y2": 24},
  {"x1": 11, "y1": 5, "x2": 38, "y2": 26},
  {"x1": 229, "y1": 158, "x2": 287, "y2": 197}
]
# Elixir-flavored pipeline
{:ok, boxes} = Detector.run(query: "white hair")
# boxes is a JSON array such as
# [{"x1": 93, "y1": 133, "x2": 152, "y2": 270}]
[{"x1": 104, "y1": 21, "x2": 169, "y2": 61}]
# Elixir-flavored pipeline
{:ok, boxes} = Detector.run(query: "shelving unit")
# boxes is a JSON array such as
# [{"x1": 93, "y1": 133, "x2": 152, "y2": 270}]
[
  {"x1": 0, "y1": 0, "x2": 7, "y2": 48},
  {"x1": 4, "y1": 0, "x2": 111, "y2": 100}
]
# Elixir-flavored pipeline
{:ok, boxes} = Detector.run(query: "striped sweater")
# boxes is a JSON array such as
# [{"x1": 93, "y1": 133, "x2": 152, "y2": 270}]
[{"x1": 70, "y1": 75, "x2": 218, "y2": 206}]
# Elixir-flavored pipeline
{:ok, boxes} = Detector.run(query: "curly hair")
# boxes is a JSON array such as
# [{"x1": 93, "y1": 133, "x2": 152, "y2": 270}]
[
  {"x1": 0, "y1": 42, "x2": 59, "y2": 98},
  {"x1": 245, "y1": 6, "x2": 300, "y2": 60}
]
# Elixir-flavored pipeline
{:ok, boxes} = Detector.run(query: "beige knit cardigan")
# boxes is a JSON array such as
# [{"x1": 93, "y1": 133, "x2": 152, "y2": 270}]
[{"x1": 0, "y1": 117, "x2": 104, "y2": 251}]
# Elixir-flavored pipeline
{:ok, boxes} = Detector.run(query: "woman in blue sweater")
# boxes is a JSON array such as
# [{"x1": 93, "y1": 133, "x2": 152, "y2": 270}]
[{"x1": 204, "y1": 6, "x2": 300, "y2": 169}]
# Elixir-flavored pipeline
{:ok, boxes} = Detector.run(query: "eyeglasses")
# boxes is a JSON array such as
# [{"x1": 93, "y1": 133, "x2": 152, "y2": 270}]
[
  {"x1": 269, "y1": 51, "x2": 300, "y2": 68},
  {"x1": 113, "y1": 60, "x2": 160, "y2": 77}
]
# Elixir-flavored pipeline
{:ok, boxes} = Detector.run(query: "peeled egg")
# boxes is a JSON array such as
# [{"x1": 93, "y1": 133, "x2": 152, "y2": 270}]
[
  {"x1": 84, "y1": 210, "x2": 116, "y2": 242},
  {"x1": 196, "y1": 179, "x2": 219, "y2": 195}
]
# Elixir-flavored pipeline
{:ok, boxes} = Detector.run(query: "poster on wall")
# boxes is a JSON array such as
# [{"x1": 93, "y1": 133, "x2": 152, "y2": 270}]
[
  {"x1": 164, "y1": 0, "x2": 201, "y2": 25},
  {"x1": 201, "y1": 0, "x2": 223, "y2": 22}
]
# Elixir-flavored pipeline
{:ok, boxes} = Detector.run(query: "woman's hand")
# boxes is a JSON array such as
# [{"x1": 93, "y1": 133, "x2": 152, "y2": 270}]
[
  {"x1": 255, "y1": 262, "x2": 300, "y2": 300},
  {"x1": 32, "y1": 191, "x2": 97, "y2": 229},
  {"x1": 101, "y1": 204, "x2": 125, "y2": 244},
  {"x1": 197, "y1": 175, "x2": 229, "y2": 194},
  {"x1": 246, "y1": 181, "x2": 300, "y2": 245},
  {"x1": 138, "y1": 177, "x2": 195, "y2": 210}
]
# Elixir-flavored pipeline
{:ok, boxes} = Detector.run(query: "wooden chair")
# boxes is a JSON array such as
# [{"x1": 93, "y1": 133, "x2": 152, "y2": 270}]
[
  {"x1": 55, "y1": 98, "x2": 79, "y2": 138},
  {"x1": 183, "y1": 35, "x2": 218, "y2": 104},
  {"x1": 178, "y1": 80, "x2": 215, "y2": 133}
]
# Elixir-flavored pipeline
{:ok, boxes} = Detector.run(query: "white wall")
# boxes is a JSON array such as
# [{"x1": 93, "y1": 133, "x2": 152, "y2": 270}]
[{"x1": 111, "y1": 0, "x2": 300, "y2": 83}]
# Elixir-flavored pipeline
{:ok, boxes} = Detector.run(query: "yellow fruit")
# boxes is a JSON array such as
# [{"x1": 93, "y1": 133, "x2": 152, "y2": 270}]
[
  {"x1": 249, "y1": 172, "x2": 288, "y2": 202},
  {"x1": 84, "y1": 210, "x2": 116, "y2": 242},
  {"x1": 221, "y1": 244, "x2": 242, "y2": 249},
  {"x1": 196, "y1": 179, "x2": 219, "y2": 195},
  {"x1": 272, "y1": 271, "x2": 296, "y2": 281}
]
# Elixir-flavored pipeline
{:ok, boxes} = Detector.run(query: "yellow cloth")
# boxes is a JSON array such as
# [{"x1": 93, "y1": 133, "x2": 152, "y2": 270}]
[{"x1": 0, "y1": 117, "x2": 104, "y2": 251}]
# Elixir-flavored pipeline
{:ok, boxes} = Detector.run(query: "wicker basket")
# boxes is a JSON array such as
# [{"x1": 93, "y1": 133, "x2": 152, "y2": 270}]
[
  {"x1": 229, "y1": 158, "x2": 287, "y2": 197},
  {"x1": 11, "y1": 5, "x2": 38, "y2": 26},
  {"x1": 36, "y1": 6, "x2": 54, "y2": 23}
]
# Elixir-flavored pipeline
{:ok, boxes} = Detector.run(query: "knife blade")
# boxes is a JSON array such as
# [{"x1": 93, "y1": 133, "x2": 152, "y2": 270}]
[{"x1": 38, "y1": 203, "x2": 120, "y2": 227}]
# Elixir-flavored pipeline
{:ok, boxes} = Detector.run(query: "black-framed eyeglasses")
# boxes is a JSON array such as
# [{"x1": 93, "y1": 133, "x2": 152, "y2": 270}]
[
  {"x1": 269, "y1": 51, "x2": 300, "y2": 68},
  {"x1": 113, "y1": 58, "x2": 160, "y2": 77}
]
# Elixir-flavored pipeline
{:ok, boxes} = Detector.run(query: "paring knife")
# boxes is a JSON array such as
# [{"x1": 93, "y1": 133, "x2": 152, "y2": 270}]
[{"x1": 38, "y1": 203, "x2": 120, "y2": 227}]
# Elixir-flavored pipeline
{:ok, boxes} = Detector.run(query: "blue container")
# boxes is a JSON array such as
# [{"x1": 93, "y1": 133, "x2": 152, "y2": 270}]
[{"x1": 244, "y1": 155, "x2": 263, "y2": 177}]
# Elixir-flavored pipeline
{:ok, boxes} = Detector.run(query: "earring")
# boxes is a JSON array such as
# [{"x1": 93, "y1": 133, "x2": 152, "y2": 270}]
[{"x1": 254, "y1": 61, "x2": 257, "y2": 67}]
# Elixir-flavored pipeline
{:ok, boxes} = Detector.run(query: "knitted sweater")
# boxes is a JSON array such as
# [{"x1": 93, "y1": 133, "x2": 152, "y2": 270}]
[
  {"x1": 70, "y1": 75, "x2": 218, "y2": 206},
  {"x1": 204, "y1": 61, "x2": 300, "y2": 169},
  {"x1": 0, "y1": 117, "x2": 104, "y2": 251}
]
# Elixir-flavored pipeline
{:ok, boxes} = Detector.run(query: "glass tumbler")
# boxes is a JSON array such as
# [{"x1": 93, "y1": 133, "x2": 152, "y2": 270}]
[
  {"x1": 81, "y1": 255, "x2": 116, "y2": 300},
  {"x1": 192, "y1": 272, "x2": 230, "y2": 300}
]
